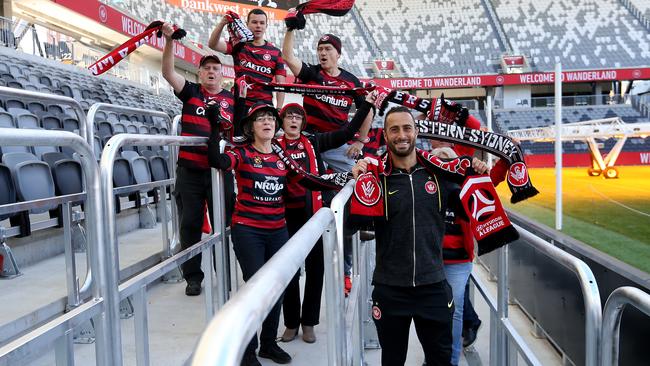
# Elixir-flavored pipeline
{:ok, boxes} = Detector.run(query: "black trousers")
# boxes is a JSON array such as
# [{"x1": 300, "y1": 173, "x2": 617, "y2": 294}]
[
  {"x1": 372, "y1": 282, "x2": 454, "y2": 366},
  {"x1": 232, "y1": 224, "x2": 289, "y2": 352},
  {"x1": 282, "y1": 208, "x2": 324, "y2": 328},
  {"x1": 175, "y1": 166, "x2": 235, "y2": 283}
]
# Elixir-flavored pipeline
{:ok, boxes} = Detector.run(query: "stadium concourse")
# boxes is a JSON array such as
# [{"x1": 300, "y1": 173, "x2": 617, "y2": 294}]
[{"x1": 1, "y1": 0, "x2": 649, "y2": 366}]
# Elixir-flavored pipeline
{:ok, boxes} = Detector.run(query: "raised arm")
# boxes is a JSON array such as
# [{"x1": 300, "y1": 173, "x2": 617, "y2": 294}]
[
  {"x1": 161, "y1": 22, "x2": 185, "y2": 94},
  {"x1": 207, "y1": 16, "x2": 229, "y2": 53},
  {"x1": 282, "y1": 29, "x2": 303, "y2": 76}
]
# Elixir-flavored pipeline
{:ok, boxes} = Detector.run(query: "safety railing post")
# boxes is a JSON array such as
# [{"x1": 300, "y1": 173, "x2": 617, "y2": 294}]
[
  {"x1": 497, "y1": 245, "x2": 510, "y2": 364},
  {"x1": 62, "y1": 201, "x2": 81, "y2": 308},
  {"x1": 211, "y1": 139, "x2": 229, "y2": 308},
  {"x1": 0, "y1": 129, "x2": 111, "y2": 366},
  {"x1": 133, "y1": 287, "x2": 150, "y2": 366},
  {"x1": 322, "y1": 218, "x2": 345, "y2": 366},
  {"x1": 601, "y1": 287, "x2": 650, "y2": 366},
  {"x1": 99, "y1": 133, "x2": 207, "y2": 366}
]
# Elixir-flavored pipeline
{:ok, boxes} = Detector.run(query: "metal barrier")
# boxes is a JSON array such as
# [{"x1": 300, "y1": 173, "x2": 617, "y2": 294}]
[
  {"x1": 99, "y1": 133, "x2": 221, "y2": 365},
  {"x1": 87, "y1": 103, "x2": 176, "y2": 257},
  {"x1": 601, "y1": 287, "x2": 650, "y2": 366},
  {"x1": 471, "y1": 223, "x2": 602, "y2": 365},
  {"x1": 191, "y1": 207, "x2": 346, "y2": 365},
  {"x1": 0, "y1": 129, "x2": 110, "y2": 366},
  {"x1": 0, "y1": 86, "x2": 90, "y2": 145}
]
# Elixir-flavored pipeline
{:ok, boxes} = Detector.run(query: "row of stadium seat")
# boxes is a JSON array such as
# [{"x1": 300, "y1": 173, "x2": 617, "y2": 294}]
[
  {"x1": 493, "y1": 0, "x2": 650, "y2": 70},
  {"x1": 105, "y1": 0, "x2": 650, "y2": 77}
]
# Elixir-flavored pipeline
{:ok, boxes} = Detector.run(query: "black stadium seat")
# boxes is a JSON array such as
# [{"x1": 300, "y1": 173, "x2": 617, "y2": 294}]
[
  {"x1": 40, "y1": 115, "x2": 62, "y2": 130},
  {"x1": 0, "y1": 164, "x2": 16, "y2": 220},
  {"x1": 113, "y1": 157, "x2": 136, "y2": 213}
]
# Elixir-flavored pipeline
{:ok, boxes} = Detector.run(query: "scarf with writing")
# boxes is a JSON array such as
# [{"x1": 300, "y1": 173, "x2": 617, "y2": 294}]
[
  {"x1": 225, "y1": 11, "x2": 253, "y2": 46},
  {"x1": 89, "y1": 21, "x2": 186, "y2": 76},
  {"x1": 351, "y1": 150, "x2": 518, "y2": 255},
  {"x1": 285, "y1": 0, "x2": 356, "y2": 30},
  {"x1": 374, "y1": 87, "x2": 538, "y2": 203},
  {"x1": 276, "y1": 135, "x2": 323, "y2": 214},
  {"x1": 237, "y1": 76, "x2": 375, "y2": 99}
]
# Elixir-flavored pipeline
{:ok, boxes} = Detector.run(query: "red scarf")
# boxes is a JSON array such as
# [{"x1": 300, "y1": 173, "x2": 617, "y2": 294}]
[
  {"x1": 285, "y1": 0, "x2": 356, "y2": 30},
  {"x1": 89, "y1": 21, "x2": 186, "y2": 76},
  {"x1": 351, "y1": 149, "x2": 518, "y2": 255},
  {"x1": 276, "y1": 134, "x2": 323, "y2": 214},
  {"x1": 237, "y1": 76, "x2": 374, "y2": 98}
]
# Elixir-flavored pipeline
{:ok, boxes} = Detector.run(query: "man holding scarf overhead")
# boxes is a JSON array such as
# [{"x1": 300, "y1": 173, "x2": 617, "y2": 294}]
[
  {"x1": 209, "y1": 8, "x2": 287, "y2": 130},
  {"x1": 161, "y1": 22, "x2": 235, "y2": 297}
]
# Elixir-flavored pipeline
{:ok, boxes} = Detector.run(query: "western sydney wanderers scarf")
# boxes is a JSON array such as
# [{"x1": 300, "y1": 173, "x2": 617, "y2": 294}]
[
  {"x1": 276, "y1": 135, "x2": 323, "y2": 214},
  {"x1": 89, "y1": 21, "x2": 186, "y2": 76},
  {"x1": 351, "y1": 150, "x2": 518, "y2": 255},
  {"x1": 225, "y1": 11, "x2": 253, "y2": 46},
  {"x1": 285, "y1": 0, "x2": 356, "y2": 30},
  {"x1": 375, "y1": 88, "x2": 538, "y2": 203},
  {"x1": 271, "y1": 141, "x2": 351, "y2": 190},
  {"x1": 236, "y1": 76, "x2": 375, "y2": 98}
]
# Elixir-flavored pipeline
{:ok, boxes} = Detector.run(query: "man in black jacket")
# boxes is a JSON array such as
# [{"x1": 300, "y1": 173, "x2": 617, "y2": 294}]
[{"x1": 352, "y1": 106, "x2": 487, "y2": 366}]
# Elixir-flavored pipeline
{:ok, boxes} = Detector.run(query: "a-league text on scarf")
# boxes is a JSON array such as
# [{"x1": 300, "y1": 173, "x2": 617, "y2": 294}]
[
  {"x1": 88, "y1": 21, "x2": 186, "y2": 76},
  {"x1": 375, "y1": 88, "x2": 539, "y2": 203}
]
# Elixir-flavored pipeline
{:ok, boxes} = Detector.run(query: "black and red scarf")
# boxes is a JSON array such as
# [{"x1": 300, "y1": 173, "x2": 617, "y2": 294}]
[
  {"x1": 285, "y1": 0, "x2": 356, "y2": 30},
  {"x1": 225, "y1": 11, "x2": 253, "y2": 47},
  {"x1": 351, "y1": 149, "x2": 518, "y2": 255},
  {"x1": 89, "y1": 21, "x2": 186, "y2": 76},
  {"x1": 374, "y1": 87, "x2": 538, "y2": 203},
  {"x1": 236, "y1": 76, "x2": 374, "y2": 98},
  {"x1": 276, "y1": 135, "x2": 324, "y2": 214}
]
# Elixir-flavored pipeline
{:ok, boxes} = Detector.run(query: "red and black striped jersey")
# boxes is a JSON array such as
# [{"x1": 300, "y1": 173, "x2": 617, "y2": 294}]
[
  {"x1": 361, "y1": 127, "x2": 386, "y2": 158},
  {"x1": 297, "y1": 62, "x2": 364, "y2": 133},
  {"x1": 227, "y1": 41, "x2": 287, "y2": 107},
  {"x1": 176, "y1": 81, "x2": 234, "y2": 170},
  {"x1": 223, "y1": 145, "x2": 290, "y2": 229}
]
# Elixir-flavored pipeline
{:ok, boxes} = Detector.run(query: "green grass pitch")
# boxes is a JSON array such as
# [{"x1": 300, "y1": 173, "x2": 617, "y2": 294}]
[{"x1": 496, "y1": 166, "x2": 650, "y2": 274}]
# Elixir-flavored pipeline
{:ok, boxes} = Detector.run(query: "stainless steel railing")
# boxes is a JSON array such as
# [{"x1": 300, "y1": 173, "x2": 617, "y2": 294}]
[
  {"x1": 601, "y1": 286, "x2": 650, "y2": 366},
  {"x1": 0, "y1": 128, "x2": 110, "y2": 366}
]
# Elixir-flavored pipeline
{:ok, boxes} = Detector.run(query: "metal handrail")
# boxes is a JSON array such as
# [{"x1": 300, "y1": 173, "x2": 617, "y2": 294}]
[
  {"x1": 330, "y1": 181, "x2": 356, "y2": 364},
  {"x1": 99, "y1": 133, "x2": 207, "y2": 366},
  {"x1": 0, "y1": 86, "x2": 89, "y2": 145},
  {"x1": 191, "y1": 208, "x2": 344, "y2": 365},
  {"x1": 0, "y1": 129, "x2": 110, "y2": 366},
  {"x1": 514, "y1": 223, "x2": 602, "y2": 366},
  {"x1": 601, "y1": 287, "x2": 650, "y2": 366}
]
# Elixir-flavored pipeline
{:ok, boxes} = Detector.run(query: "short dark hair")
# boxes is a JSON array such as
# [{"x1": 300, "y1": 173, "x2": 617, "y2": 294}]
[
  {"x1": 247, "y1": 8, "x2": 267, "y2": 22},
  {"x1": 384, "y1": 106, "x2": 414, "y2": 128}
]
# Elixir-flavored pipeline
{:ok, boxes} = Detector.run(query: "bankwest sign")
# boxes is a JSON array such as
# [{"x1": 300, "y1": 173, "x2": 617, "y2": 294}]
[
  {"x1": 368, "y1": 68, "x2": 650, "y2": 89},
  {"x1": 53, "y1": 0, "x2": 235, "y2": 76}
]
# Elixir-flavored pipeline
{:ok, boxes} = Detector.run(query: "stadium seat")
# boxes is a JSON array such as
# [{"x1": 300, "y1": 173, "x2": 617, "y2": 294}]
[
  {"x1": 0, "y1": 164, "x2": 16, "y2": 220},
  {"x1": 0, "y1": 110, "x2": 14, "y2": 128},
  {"x1": 33, "y1": 145, "x2": 60, "y2": 159},
  {"x1": 13, "y1": 161, "x2": 57, "y2": 214},
  {"x1": 40, "y1": 115, "x2": 62, "y2": 130},
  {"x1": 61, "y1": 118, "x2": 79, "y2": 132}
]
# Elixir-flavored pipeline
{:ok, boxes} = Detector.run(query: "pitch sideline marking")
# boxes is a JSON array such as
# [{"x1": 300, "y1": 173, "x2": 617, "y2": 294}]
[{"x1": 589, "y1": 185, "x2": 650, "y2": 218}]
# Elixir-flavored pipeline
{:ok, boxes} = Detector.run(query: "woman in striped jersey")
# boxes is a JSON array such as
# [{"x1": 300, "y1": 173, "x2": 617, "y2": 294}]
[{"x1": 208, "y1": 102, "x2": 350, "y2": 366}]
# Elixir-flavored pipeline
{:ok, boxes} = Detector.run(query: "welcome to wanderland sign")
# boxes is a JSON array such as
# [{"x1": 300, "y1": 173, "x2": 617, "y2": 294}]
[{"x1": 366, "y1": 68, "x2": 650, "y2": 89}]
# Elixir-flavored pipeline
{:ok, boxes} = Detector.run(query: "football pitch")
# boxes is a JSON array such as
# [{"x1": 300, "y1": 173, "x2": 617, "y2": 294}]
[{"x1": 496, "y1": 166, "x2": 650, "y2": 274}]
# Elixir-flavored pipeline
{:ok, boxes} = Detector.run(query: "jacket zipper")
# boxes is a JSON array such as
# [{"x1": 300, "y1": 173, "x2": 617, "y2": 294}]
[{"x1": 408, "y1": 173, "x2": 416, "y2": 287}]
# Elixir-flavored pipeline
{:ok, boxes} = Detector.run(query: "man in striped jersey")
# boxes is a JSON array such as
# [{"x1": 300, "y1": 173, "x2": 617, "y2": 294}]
[
  {"x1": 161, "y1": 22, "x2": 235, "y2": 296},
  {"x1": 282, "y1": 30, "x2": 374, "y2": 173},
  {"x1": 209, "y1": 8, "x2": 286, "y2": 133}
]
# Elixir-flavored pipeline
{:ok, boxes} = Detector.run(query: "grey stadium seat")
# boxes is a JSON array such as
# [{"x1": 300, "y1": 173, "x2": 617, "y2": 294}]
[
  {"x1": 0, "y1": 164, "x2": 16, "y2": 220},
  {"x1": 62, "y1": 118, "x2": 79, "y2": 132},
  {"x1": 0, "y1": 110, "x2": 14, "y2": 127},
  {"x1": 33, "y1": 145, "x2": 60, "y2": 159},
  {"x1": 41, "y1": 115, "x2": 62, "y2": 130},
  {"x1": 13, "y1": 160, "x2": 57, "y2": 214}
]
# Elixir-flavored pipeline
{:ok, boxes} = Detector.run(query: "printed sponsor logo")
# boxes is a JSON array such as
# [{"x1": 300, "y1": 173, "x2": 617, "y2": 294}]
[{"x1": 254, "y1": 176, "x2": 284, "y2": 195}]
